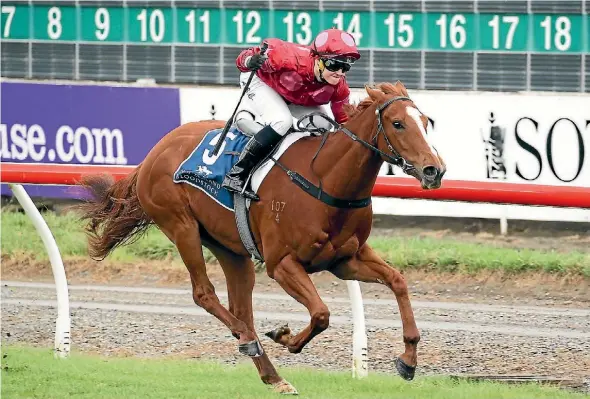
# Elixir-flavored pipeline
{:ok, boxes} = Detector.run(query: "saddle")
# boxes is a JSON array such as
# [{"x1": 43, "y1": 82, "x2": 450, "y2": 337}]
[
  {"x1": 173, "y1": 112, "x2": 340, "y2": 263},
  {"x1": 234, "y1": 112, "x2": 339, "y2": 263}
]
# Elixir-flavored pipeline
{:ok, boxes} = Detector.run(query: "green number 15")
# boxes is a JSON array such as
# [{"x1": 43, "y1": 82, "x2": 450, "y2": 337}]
[{"x1": 383, "y1": 13, "x2": 414, "y2": 47}]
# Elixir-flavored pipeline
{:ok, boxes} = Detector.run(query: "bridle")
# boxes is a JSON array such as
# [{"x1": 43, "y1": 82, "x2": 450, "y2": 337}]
[
  {"x1": 273, "y1": 95, "x2": 422, "y2": 209},
  {"x1": 298, "y1": 95, "x2": 419, "y2": 176},
  {"x1": 339, "y1": 96, "x2": 417, "y2": 175}
]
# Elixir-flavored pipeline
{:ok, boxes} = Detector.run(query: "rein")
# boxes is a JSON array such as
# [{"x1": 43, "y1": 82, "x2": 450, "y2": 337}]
[{"x1": 269, "y1": 95, "x2": 416, "y2": 209}]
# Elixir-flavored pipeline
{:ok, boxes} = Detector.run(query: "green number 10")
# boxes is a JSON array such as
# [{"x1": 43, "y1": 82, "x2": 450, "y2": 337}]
[{"x1": 137, "y1": 9, "x2": 165, "y2": 42}]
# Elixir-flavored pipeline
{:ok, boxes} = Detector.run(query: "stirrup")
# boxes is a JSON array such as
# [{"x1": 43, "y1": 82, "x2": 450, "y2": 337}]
[
  {"x1": 240, "y1": 188, "x2": 260, "y2": 201},
  {"x1": 222, "y1": 176, "x2": 260, "y2": 201}
]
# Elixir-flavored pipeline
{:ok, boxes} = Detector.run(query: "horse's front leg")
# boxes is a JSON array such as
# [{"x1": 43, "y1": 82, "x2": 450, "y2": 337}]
[
  {"x1": 330, "y1": 243, "x2": 420, "y2": 381},
  {"x1": 266, "y1": 254, "x2": 330, "y2": 354}
]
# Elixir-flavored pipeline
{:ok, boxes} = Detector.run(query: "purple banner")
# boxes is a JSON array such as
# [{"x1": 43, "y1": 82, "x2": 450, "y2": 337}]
[{"x1": 1, "y1": 81, "x2": 181, "y2": 199}]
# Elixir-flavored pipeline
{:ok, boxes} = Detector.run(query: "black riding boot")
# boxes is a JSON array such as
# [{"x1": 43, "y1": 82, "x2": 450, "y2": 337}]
[{"x1": 222, "y1": 125, "x2": 283, "y2": 201}]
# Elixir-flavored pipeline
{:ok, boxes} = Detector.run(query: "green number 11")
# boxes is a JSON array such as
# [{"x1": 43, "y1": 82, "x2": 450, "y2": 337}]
[{"x1": 185, "y1": 10, "x2": 210, "y2": 43}]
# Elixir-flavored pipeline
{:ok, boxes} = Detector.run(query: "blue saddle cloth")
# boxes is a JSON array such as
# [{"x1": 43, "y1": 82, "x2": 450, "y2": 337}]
[{"x1": 173, "y1": 126, "x2": 251, "y2": 211}]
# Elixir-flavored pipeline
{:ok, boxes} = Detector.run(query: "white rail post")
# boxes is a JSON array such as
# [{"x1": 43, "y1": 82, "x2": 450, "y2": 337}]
[
  {"x1": 347, "y1": 280, "x2": 368, "y2": 378},
  {"x1": 9, "y1": 184, "x2": 71, "y2": 358}
]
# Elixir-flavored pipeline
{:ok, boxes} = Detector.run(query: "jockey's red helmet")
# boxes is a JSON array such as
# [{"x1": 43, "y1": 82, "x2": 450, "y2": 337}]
[{"x1": 312, "y1": 28, "x2": 361, "y2": 63}]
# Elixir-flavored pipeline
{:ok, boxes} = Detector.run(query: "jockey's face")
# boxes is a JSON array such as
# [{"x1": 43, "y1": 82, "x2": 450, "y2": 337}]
[
  {"x1": 320, "y1": 58, "x2": 350, "y2": 85},
  {"x1": 322, "y1": 68, "x2": 344, "y2": 85}
]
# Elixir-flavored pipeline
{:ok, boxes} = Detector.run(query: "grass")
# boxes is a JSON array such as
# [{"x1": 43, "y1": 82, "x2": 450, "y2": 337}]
[
  {"x1": 2, "y1": 210, "x2": 589, "y2": 277},
  {"x1": 1, "y1": 345, "x2": 586, "y2": 399}
]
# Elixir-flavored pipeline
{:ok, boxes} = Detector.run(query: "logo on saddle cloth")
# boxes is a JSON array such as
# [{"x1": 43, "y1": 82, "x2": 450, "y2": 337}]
[{"x1": 173, "y1": 127, "x2": 250, "y2": 211}]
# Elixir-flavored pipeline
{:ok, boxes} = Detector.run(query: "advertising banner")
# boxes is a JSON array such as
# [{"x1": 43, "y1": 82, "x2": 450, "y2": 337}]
[
  {"x1": 180, "y1": 87, "x2": 590, "y2": 187},
  {"x1": 1, "y1": 81, "x2": 181, "y2": 198}
]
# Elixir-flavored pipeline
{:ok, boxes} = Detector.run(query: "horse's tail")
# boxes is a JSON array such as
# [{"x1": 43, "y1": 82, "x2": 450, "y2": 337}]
[{"x1": 76, "y1": 165, "x2": 152, "y2": 260}]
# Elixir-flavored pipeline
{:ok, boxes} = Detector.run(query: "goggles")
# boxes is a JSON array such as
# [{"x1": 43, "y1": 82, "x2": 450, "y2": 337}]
[{"x1": 323, "y1": 58, "x2": 352, "y2": 73}]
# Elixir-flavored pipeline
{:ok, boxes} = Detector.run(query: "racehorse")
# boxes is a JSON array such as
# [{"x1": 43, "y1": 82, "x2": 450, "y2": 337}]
[{"x1": 77, "y1": 80, "x2": 446, "y2": 395}]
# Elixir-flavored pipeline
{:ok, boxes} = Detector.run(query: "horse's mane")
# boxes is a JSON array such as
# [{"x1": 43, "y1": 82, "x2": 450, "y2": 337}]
[{"x1": 343, "y1": 82, "x2": 402, "y2": 119}]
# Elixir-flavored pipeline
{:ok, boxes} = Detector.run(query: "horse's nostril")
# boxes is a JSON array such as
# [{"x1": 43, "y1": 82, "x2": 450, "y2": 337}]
[{"x1": 423, "y1": 166, "x2": 438, "y2": 179}]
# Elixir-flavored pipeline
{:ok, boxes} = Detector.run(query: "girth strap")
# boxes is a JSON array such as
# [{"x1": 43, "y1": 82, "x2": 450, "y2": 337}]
[{"x1": 270, "y1": 157, "x2": 372, "y2": 209}]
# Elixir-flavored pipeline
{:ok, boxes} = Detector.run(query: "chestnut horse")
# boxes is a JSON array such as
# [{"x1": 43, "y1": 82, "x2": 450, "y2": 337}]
[{"x1": 77, "y1": 81, "x2": 445, "y2": 395}]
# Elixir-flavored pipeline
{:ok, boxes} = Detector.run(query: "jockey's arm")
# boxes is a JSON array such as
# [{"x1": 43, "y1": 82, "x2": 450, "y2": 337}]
[
  {"x1": 330, "y1": 85, "x2": 351, "y2": 124},
  {"x1": 236, "y1": 40, "x2": 288, "y2": 73},
  {"x1": 236, "y1": 47, "x2": 259, "y2": 72}
]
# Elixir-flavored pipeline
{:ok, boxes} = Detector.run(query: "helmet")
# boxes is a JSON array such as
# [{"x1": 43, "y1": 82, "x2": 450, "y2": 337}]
[{"x1": 312, "y1": 28, "x2": 361, "y2": 63}]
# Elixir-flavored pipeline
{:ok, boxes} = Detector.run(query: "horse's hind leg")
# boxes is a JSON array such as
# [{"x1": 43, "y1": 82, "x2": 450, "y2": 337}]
[
  {"x1": 266, "y1": 254, "x2": 330, "y2": 354},
  {"x1": 329, "y1": 243, "x2": 420, "y2": 381},
  {"x1": 153, "y1": 213, "x2": 261, "y2": 355},
  {"x1": 206, "y1": 243, "x2": 298, "y2": 395}
]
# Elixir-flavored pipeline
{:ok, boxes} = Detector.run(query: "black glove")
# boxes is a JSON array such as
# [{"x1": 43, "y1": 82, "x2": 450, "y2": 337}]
[{"x1": 246, "y1": 53, "x2": 267, "y2": 71}]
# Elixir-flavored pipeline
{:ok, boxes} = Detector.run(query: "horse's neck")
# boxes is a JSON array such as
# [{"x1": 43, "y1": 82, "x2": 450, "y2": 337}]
[{"x1": 312, "y1": 109, "x2": 383, "y2": 200}]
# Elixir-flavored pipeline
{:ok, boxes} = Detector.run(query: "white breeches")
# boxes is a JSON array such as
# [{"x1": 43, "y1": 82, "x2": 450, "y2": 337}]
[{"x1": 235, "y1": 72, "x2": 334, "y2": 136}]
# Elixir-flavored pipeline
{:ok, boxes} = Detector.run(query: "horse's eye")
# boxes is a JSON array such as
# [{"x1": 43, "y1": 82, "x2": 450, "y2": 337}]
[{"x1": 393, "y1": 121, "x2": 404, "y2": 130}]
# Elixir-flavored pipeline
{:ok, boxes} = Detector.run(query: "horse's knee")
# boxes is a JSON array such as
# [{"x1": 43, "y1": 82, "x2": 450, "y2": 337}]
[
  {"x1": 388, "y1": 272, "x2": 409, "y2": 297},
  {"x1": 311, "y1": 307, "x2": 330, "y2": 332},
  {"x1": 193, "y1": 289, "x2": 217, "y2": 310}
]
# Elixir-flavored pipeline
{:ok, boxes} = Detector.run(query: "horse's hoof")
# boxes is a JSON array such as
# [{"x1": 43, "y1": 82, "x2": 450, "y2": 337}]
[
  {"x1": 238, "y1": 340, "x2": 263, "y2": 357},
  {"x1": 265, "y1": 325, "x2": 290, "y2": 342},
  {"x1": 395, "y1": 357, "x2": 416, "y2": 381},
  {"x1": 272, "y1": 379, "x2": 298, "y2": 395}
]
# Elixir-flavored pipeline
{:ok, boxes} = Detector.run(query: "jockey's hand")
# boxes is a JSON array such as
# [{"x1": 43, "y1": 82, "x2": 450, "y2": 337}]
[{"x1": 246, "y1": 53, "x2": 267, "y2": 71}]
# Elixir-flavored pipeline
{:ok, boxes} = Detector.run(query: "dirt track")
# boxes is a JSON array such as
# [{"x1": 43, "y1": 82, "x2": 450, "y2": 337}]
[
  {"x1": 2, "y1": 280, "x2": 590, "y2": 390},
  {"x1": 2, "y1": 215, "x2": 590, "y2": 305}
]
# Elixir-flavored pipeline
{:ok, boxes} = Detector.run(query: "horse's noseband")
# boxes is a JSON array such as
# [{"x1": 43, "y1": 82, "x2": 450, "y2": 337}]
[{"x1": 340, "y1": 96, "x2": 417, "y2": 175}]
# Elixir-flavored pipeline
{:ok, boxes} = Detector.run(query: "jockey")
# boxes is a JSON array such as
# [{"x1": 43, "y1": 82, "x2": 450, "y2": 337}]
[{"x1": 221, "y1": 28, "x2": 361, "y2": 201}]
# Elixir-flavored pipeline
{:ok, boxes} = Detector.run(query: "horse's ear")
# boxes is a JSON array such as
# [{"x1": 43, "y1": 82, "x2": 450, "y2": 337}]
[
  {"x1": 365, "y1": 85, "x2": 384, "y2": 102},
  {"x1": 394, "y1": 80, "x2": 410, "y2": 97}
]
